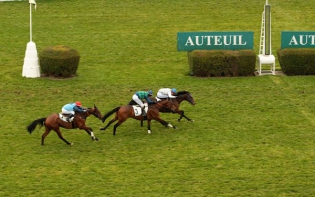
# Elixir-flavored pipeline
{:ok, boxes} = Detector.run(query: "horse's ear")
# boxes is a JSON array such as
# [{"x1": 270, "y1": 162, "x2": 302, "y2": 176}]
[{"x1": 94, "y1": 104, "x2": 97, "y2": 108}]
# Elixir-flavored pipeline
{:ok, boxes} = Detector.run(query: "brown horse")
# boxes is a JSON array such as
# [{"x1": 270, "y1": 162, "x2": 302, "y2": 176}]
[
  {"x1": 100, "y1": 100, "x2": 177, "y2": 135},
  {"x1": 160, "y1": 91, "x2": 195, "y2": 121},
  {"x1": 26, "y1": 105, "x2": 102, "y2": 145},
  {"x1": 140, "y1": 91, "x2": 196, "y2": 126}
]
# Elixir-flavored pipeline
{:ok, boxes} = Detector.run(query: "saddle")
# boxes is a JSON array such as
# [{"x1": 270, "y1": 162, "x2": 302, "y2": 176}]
[
  {"x1": 156, "y1": 97, "x2": 170, "y2": 102},
  {"x1": 132, "y1": 103, "x2": 148, "y2": 116},
  {"x1": 59, "y1": 113, "x2": 70, "y2": 122}
]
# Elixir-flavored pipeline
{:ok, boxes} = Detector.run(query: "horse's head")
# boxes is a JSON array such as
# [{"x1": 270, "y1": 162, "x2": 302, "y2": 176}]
[
  {"x1": 177, "y1": 91, "x2": 196, "y2": 105},
  {"x1": 91, "y1": 104, "x2": 102, "y2": 120},
  {"x1": 187, "y1": 93, "x2": 196, "y2": 105}
]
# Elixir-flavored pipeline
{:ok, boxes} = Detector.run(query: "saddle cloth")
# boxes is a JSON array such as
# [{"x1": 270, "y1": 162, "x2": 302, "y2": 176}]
[
  {"x1": 59, "y1": 113, "x2": 70, "y2": 122},
  {"x1": 132, "y1": 103, "x2": 148, "y2": 116}
]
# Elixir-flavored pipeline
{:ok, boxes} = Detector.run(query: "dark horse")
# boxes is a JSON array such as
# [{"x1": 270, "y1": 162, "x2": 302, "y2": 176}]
[
  {"x1": 100, "y1": 100, "x2": 177, "y2": 135},
  {"x1": 26, "y1": 105, "x2": 102, "y2": 145},
  {"x1": 140, "y1": 91, "x2": 196, "y2": 126}
]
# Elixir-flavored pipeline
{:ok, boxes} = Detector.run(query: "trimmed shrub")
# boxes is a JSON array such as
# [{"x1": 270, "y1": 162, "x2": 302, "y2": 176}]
[
  {"x1": 188, "y1": 50, "x2": 256, "y2": 77},
  {"x1": 277, "y1": 48, "x2": 315, "y2": 76},
  {"x1": 39, "y1": 45, "x2": 80, "y2": 77}
]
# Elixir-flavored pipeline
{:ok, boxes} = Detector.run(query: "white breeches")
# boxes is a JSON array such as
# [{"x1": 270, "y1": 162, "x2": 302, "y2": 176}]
[
  {"x1": 62, "y1": 108, "x2": 75, "y2": 115},
  {"x1": 132, "y1": 94, "x2": 144, "y2": 108}
]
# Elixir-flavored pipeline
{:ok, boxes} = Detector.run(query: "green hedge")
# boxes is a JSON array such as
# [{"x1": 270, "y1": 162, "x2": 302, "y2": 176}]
[
  {"x1": 39, "y1": 45, "x2": 80, "y2": 78},
  {"x1": 188, "y1": 50, "x2": 256, "y2": 77},
  {"x1": 277, "y1": 48, "x2": 315, "y2": 76}
]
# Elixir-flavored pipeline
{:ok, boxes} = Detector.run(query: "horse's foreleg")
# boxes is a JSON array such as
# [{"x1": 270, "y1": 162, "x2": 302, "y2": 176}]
[
  {"x1": 177, "y1": 110, "x2": 194, "y2": 122},
  {"x1": 153, "y1": 117, "x2": 176, "y2": 129},
  {"x1": 81, "y1": 126, "x2": 99, "y2": 141},
  {"x1": 140, "y1": 120, "x2": 144, "y2": 127}
]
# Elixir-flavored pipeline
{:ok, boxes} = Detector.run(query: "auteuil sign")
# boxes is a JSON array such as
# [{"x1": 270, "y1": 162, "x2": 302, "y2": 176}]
[
  {"x1": 177, "y1": 32, "x2": 254, "y2": 51},
  {"x1": 281, "y1": 31, "x2": 315, "y2": 49}
]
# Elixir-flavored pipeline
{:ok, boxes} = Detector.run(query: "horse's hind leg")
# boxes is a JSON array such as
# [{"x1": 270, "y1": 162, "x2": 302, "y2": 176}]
[
  {"x1": 154, "y1": 117, "x2": 176, "y2": 129},
  {"x1": 41, "y1": 128, "x2": 51, "y2": 145},
  {"x1": 113, "y1": 119, "x2": 126, "y2": 135},
  {"x1": 54, "y1": 129, "x2": 72, "y2": 145},
  {"x1": 113, "y1": 123, "x2": 120, "y2": 135},
  {"x1": 147, "y1": 120, "x2": 151, "y2": 134},
  {"x1": 100, "y1": 118, "x2": 117, "y2": 131}
]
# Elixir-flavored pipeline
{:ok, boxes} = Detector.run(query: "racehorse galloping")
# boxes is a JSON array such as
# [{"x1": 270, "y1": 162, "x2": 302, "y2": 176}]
[
  {"x1": 100, "y1": 100, "x2": 177, "y2": 135},
  {"x1": 26, "y1": 105, "x2": 102, "y2": 145},
  {"x1": 140, "y1": 91, "x2": 195, "y2": 126},
  {"x1": 163, "y1": 91, "x2": 195, "y2": 121}
]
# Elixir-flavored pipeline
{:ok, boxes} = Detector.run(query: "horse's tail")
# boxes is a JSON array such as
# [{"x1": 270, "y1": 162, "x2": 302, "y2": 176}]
[
  {"x1": 26, "y1": 117, "x2": 47, "y2": 134},
  {"x1": 102, "y1": 107, "x2": 120, "y2": 123}
]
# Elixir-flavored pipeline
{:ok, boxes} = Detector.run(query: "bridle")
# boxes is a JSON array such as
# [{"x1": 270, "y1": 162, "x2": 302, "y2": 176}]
[
  {"x1": 85, "y1": 108, "x2": 100, "y2": 119},
  {"x1": 186, "y1": 94, "x2": 194, "y2": 104}
]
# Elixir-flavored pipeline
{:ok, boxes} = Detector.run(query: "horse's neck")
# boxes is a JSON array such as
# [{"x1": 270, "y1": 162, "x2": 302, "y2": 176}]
[
  {"x1": 152, "y1": 101, "x2": 169, "y2": 110},
  {"x1": 175, "y1": 95, "x2": 186, "y2": 104},
  {"x1": 76, "y1": 110, "x2": 91, "y2": 118}
]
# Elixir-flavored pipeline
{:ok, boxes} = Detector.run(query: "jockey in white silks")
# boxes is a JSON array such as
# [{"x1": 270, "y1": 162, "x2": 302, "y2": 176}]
[{"x1": 156, "y1": 88, "x2": 177, "y2": 101}]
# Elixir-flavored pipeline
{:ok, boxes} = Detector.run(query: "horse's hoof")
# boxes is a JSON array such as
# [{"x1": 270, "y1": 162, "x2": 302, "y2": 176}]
[
  {"x1": 100, "y1": 127, "x2": 105, "y2": 130},
  {"x1": 148, "y1": 130, "x2": 151, "y2": 134},
  {"x1": 91, "y1": 137, "x2": 99, "y2": 141},
  {"x1": 70, "y1": 143, "x2": 73, "y2": 146},
  {"x1": 190, "y1": 119, "x2": 194, "y2": 122},
  {"x1": 173, "y1": 126, "x2": 177, "y2": 129}
]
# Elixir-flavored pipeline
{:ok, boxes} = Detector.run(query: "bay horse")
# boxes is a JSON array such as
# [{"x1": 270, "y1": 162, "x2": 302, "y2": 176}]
[
  {"x1": 100, "y1": 99, "x2": 177, "y2": 135},
  {"x1": 140, "y1": 91, "x2": 196, "y2": 126},
  {"x1": 26, "y1": 105, "x2": 102, "y2": 145}
]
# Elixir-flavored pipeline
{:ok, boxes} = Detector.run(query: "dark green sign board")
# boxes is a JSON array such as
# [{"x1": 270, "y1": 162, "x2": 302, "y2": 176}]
[
  {"x1": 281, "y1": 31, "x2": 315, "y2": 49},
  {"x1": 177, "y1": 32, "x2": 254, "y2": 51}
]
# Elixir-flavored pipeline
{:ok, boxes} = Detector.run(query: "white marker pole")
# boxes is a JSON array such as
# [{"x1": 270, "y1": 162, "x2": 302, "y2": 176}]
[
  {"x1": 30, "y1": 3, "x2": 32, "y2": 41},
  {"x1": 22, "y1": 0, "x2": 40, "y2": 78}
]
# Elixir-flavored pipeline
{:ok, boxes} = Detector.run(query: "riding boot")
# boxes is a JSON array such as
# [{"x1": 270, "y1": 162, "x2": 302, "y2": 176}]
[
  {"x1": 141, "y1": 107, "x2": 146, "y2": 116},
  {"x1": 67, "y1": 114, "x2": 74, "y2": 122}
]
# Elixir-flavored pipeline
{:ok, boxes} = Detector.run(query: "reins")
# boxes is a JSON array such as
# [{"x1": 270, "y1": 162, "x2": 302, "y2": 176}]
[
  {"x1": 78, "y1": 109, "x2": 91, "y2": 120},
  {"x1": 85, "y1": 109, "x2": 91, "y2": 116}
]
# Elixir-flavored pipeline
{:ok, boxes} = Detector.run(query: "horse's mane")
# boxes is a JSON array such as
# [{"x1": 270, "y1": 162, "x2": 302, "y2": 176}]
[{"x1": 177, "y1": 91, "x2": 190, "y2": 96}]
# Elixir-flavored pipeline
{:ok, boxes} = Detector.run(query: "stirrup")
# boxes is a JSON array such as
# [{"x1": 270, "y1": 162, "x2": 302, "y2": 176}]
[{"x1": 141, "y1": 109, "x2": 146, "y2": 116}]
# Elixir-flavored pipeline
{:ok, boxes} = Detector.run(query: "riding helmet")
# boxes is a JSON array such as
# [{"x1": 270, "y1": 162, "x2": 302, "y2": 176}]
[
  {"x1": 171, "y1": 88, "x2": 177, "y2": 93},
  {"x1": 75, "y1": 101, "x2": 82, "y2": 107},
  {"x1": 148, "y1": 90, "x2": 153, "y2": 95}
]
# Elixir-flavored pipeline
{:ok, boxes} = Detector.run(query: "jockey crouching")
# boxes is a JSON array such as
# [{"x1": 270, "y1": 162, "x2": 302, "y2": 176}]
[
  {"x1": 61, "y1": 101, "x2": 86, "y2": 122},
  {"x1": 156, "y1": 88, "x2": 177, "y2": 101},
  {"x1": 130, "y1": 90, "x2": 155, "y2": 116}
]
